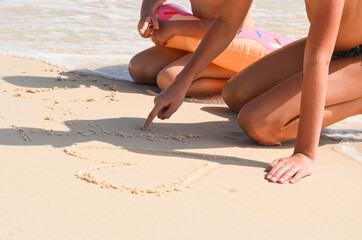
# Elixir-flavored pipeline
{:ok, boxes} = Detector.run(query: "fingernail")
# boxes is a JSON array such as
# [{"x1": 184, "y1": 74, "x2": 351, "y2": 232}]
[
  {"x1": 271, "y1": 177, "x2": 276, "y2": 182},
  {"x1": 279, "y1": 179, "x2": 284, "y2": 183},
  {"x1": 266, "y1": 175, "x2": 272, "y2": 179},
  {"x1": 290, "y1": 179, "x2": 295, "y2": 183}
]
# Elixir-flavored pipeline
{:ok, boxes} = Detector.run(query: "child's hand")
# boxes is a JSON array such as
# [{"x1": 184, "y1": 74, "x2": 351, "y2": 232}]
[
  {"x1": 266, "y1": 153, "x2": 315, "y2": 184},
  {"x1": 138, "y1": 11, "x2": 159, "y2": 38},
  {"x1": 144, "y1": 79, "x2": 188, "y2": 130},
  {"x1": 151, "y1": 19, "x2": 174, "y2": 46}
]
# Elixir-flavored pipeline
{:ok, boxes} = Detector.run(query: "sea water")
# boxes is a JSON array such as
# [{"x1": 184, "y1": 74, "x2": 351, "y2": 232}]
[
  {"x1": 0, "y1": 0, "x2": 309, "y2": 80},
  {"x1": 0, "y1": 0, "x2": 360, "y2": 161}
]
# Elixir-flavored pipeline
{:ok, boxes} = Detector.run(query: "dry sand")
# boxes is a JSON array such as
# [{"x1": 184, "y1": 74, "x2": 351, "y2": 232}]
[{"x1": 0, "y1": 55, "x2": 361, "y2": 240}]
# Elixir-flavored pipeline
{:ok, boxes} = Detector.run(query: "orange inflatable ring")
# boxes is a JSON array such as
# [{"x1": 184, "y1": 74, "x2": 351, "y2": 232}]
[{"x1": 157, "y1": 3, "x2": 293, "y2": 72}]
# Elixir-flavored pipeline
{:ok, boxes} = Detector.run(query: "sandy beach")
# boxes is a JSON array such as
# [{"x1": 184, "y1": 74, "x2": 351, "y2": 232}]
[{"x1": 0, "y1": 55, "x2": 361, "y2": 239}]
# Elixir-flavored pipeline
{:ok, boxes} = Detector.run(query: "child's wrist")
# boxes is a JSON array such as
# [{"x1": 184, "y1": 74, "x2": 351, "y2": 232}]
[
  {"x1": 293, "y1": 149, "x2": 317, "y2": 161},
  {"x1": 175, "y1": 71, "x2": 194, "y2": 87},
  {"x1": 140, "y1": 12, "x2": 152, "y2": 21}
]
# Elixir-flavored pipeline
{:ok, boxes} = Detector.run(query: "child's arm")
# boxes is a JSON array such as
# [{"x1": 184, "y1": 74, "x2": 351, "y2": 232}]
[
  {"x1": 167, "y1": 19, "x2": 218, "y2": 38},
  {"x1": 151, "y1": 18, "x2": 216, "y2": 46},
  {"x1": 144, "y1": 0, "x2": 253, "y2": 128},
  {"x1": 138, "y1": 0, "x2": 164, "y2": 38},
  {"x1": 267, "y1": 0, "x2": 345, "y2": 184},
  {"x1": 152, "y1": 7, "x2": 254, "y2": 46},
  {"x1": 168, "y1": 11, "x2": 254, "y2": 39}
]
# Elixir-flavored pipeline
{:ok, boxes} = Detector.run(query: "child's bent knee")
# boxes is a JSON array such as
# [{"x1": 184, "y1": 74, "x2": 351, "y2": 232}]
[
  {"x1": 128, "y1": 56, "x2": 144, "y2": 83},
  {"x1": 128, "y1": 55, "x2": 157, "y2": 84},
  {"x1": 222, "y1": 82, "x2": 245, "y2": 112},
  {"x1": 238, "y1": 105, "x2": 281, "y2": 145},
  {"x1": 156, "y1": 69, "x2": 174, "y2": 90}
]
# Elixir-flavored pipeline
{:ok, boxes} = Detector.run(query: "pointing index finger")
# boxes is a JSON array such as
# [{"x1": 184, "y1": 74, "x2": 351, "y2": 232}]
[{"x1": 144, "y1": 102, "x2": 163, "y2": 130}]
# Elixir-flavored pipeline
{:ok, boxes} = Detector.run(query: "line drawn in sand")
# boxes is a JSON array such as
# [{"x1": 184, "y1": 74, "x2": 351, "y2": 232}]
[
  {"x1": 64, "y1": 145, "x2": 233, "y2": 197},
  {"x1": 6, "y1": 123, "x2": 267, "y2": 196}
]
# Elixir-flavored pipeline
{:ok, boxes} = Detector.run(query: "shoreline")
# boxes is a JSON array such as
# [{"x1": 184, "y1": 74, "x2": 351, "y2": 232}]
[{"x1": 0, "y1": 55, "x2": 361, "y2": 239}]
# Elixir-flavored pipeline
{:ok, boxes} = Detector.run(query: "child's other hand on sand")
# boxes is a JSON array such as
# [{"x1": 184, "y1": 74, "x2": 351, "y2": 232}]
[{"x1": 266, "y1": 153, "x2": 315, "y2": 184}]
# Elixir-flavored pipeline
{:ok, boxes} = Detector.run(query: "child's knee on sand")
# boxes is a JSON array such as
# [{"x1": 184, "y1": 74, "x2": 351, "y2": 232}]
[
  {"x1": 128, "y1": 53, "x2": 159, "y2": 84},
  {"x1": 237, "y1": 102, "x2": 283, "y2": 145},
  {"x1": 156, "y1": 67, "x2": 174, "y2": 90},
  {"x1": 222, "y1": 81, "x2": 246, "y2": 112}
]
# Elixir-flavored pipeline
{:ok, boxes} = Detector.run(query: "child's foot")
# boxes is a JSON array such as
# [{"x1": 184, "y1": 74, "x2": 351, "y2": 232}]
[{"x1": 266, "y1": 153, "x2": 314, "y2": 184}]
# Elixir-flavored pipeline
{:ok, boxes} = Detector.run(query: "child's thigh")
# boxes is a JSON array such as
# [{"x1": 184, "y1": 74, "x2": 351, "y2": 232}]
[
  {"x1": 134, "y1": 46, "x2": 188, "y2": 68},
  {"x1": 241, "y1": 55, "x2": 362, "y2": 127},
  {"x1": 129, "y1": 46, "x2": 189, "y2": 83},
  {"x1": 159, "y1": 52, "x2": 236, "y2": 80},
  {"x1": 223, "y1": 38, "x2": 307, "y2": 110},
  {"x1": 325, "y1": 55, "x2": 362, "y2": 105}
]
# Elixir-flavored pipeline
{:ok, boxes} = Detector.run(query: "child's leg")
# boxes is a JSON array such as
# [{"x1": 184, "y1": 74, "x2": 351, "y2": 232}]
[
  {"x1": 157, "y1": 53, "x2": 236, "y2": 97},
  {"x1": 128, "y1": 46, "x2": 189, "y2": 84},
  {"x1": 222, "y1": 38, "x2": 362, "y2": 184},
  {"x1": 222, "y1": 38, "x2": 307, "y2": 111},
  {"x1": 237, "y1": 55, "x2": 362, "y2": 145},
  {"x1": 239, "y1": 56, "x2": 362, "y2": 184}
]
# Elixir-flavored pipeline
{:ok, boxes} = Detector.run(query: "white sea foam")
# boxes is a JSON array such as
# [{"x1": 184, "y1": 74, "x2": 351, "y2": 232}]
[
  {"x1": 333, "y1": 142, "x2": 362, "y2": 164},
  {"x1": 322, "y1": 115, "x2": 362, "y2": 163},
  {"x1": 0, "y1": 0, "x2": 360, "y2": 162}
]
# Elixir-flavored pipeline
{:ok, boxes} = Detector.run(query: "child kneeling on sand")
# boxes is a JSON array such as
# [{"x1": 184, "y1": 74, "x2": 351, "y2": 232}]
[
  {"x1": 128, "y1": 0, "x2": 254, "y2": 97},
  {"x1": 144, "y1": 0, "x2": 362, "y2": 184}
]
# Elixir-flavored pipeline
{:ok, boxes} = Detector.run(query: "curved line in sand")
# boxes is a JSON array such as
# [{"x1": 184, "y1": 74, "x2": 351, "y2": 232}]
[{"x1": 64, "y1": 145, "x2": 224, "y2": 197}]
